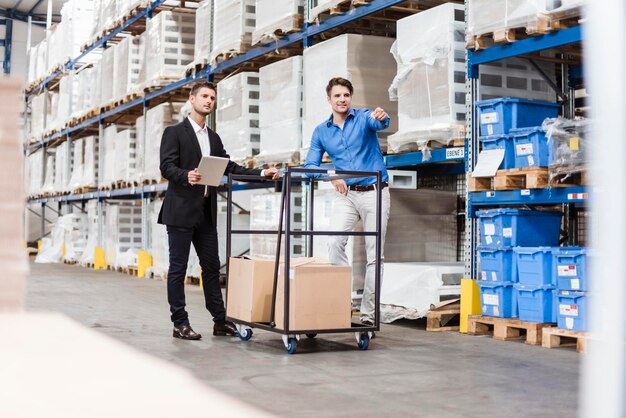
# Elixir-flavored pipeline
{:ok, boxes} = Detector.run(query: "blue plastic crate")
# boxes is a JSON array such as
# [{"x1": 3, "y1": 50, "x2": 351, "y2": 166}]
[
  {"x1": 514, "y1": 247, "x2": 558, "y2": 286},
  {"x1": 552, "y1": 288, "x2": 558, "y2": 323},
  {"x1": 553, "y1": 247, "x2": 589, "y2": 291},
  {"x1": 515, "y1": 284, "x2": 555, "y2": 323},
  {"x1": 478, "y1": 281, "x2": 517, "y2": 318},
  {"x1": 557, "y1": 291, "x2": 588, "y2": 331},
  {"x1": 477, "y1": 209, "x2": 562, "y2": 247},
  {"x1": 510, "y1": 127, "x2": 551, "y2": 168},
  {"x1": 476, "y1": 98, "x2": 560, "y2": 136},
  {"x1": 479, "y1": 134, "x2": 515, "y2": 169},
  {"x1": 478, "y1": 246, "x2": 517, "y2": 283}
]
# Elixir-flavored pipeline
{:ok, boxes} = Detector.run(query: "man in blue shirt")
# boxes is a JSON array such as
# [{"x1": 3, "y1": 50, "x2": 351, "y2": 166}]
[{"x1": 304, "y1": 77, "x2": 391, "y2": 326}]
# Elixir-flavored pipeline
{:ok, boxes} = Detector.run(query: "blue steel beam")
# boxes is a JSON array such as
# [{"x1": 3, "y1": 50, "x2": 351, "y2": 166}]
[
  {"x1": 384, "y1": 147, "x2": 465, "y2": 168},
  {"x1": 468, "y1": 25, "x2": 583, "y2": 78}
]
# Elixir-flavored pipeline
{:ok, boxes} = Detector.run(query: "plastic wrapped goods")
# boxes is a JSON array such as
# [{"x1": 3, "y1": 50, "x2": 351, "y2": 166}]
[
  {"x1": 467, "y1": 0, "x2": 546, "y2": 44},
  {"x1": 142, "y1": 11, "x2": 195, "y2": 86},
  {"x1": 101, "y1": 125, "x2": 119, "y2": 187},
  {"x1": 252, "y1": 0, "x2": 303, "y2": 45},
  {"x1": 194, "y1": 0, "x2": 214, "y2": 65},
  {"x1": 79, "y1": 200, "x2": 99, "y2": 266},
  {"x1": 68, "y1": 138, "x2": 85, "y2": 191},
  {"x1": 83, "y1": 136, "x2": 99, "y2": 189},
  {"x1": 29, "y1": 93, "x2": 49, "y2": 141},
  {"x1": 27, "y1": 149, "x2": 43, "y2": 196},
  {"x1": 113, "y1": 35, "x2": 143, "y2": 102},
  {"x1": 216, "y1": 72, "x2": 261, "y2": 161},
  {"x1": 104, "y1": 201, "x2": 142, "y2": 269},
  {"x1": 113, "y1": 128, "x2": 137, "y2": 185},
  {"x1": 210, "y1": 0, "x2": 256, "y2": 63},
  {"x1": 543, "y1": 117, "x2": 590, "y2": 181},
  {"x1": 100, "y1": 46, "x2": 116, "y2": 107},
  {"x1": 302, "y1": 34, "x2": 398, "y2": 150},
  {"x1": 41, "y1": 152, "x2": 56, "y2": 194},
  {"x1": 258, "y1": 56, "x2": 303, "y2": 160},
  {"x1": 54, "y1": 143, "x2": 71, "y2": 194},
  {"x1": 57, "y1": 74, "x2": 80, "y2": 128},
  {"x1": 63, "y1": 212, "x2": 89, "y2": 263},
  {"x1": 60, "y1": 0, "x2": 96, "y2": 60},
  {"x1": 74, "y1": 65, "x2": 100, "y2": 119},
  {"x1": 308, "y1": 0, "x2": 347, "y2": 22},
  {"x1": 136, "y1": 102, "x2": 184, "y2": 183}
]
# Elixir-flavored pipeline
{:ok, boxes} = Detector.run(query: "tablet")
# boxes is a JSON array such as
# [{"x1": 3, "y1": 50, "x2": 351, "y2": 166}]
[{"x1": 197, "y1": 156, "x2": 229, "y2": 186}]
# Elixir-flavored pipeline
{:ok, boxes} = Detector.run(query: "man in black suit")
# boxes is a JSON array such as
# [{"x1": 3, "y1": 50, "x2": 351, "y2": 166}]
[{"x1": 159, "y1": 80, "x2": 278, "y2": 340}]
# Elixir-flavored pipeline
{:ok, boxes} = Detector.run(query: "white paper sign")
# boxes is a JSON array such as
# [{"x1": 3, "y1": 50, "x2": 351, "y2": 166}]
[
  {"x1": 484, "y1": 294, "x2": 499, "y2": 306},
  {"x1": 473, "y1": 149, "x2": 505, "y2": 177},
  {"x1": 503, "y1": 228, "x2": 513, "y2": 238},
  {"x1": 484, "y1": 223, "x2": 496, "y2": 236},
  {"x1": 481, "y1": 112, "x2": 499, "y2": 124},
  {"x1": 559, "y1": 304, "x2": 579, "y2": 317},
  {"x1": 566, "y1": 317, "x2": 574, "y2": 329},
  {"x1": 558, "y1": 265, "x2": 577, "y2": 277},
  {"x1": 516, "y1": 143, "x2": 533, "y2": 156},
  {"x1": 571, "y1": 279, "x2": 580, "y2": 290}
]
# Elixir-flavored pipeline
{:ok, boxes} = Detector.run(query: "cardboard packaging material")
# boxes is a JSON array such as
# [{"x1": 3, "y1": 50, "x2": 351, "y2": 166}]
[
  {"x1": 227, "y1": 256, "x2": 277, "y2": 323},
  {"x1": 274, "y1": 258, "x2": 352, "y2": 331}
]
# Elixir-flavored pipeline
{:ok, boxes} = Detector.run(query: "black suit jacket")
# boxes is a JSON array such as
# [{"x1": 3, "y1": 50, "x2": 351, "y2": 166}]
[{"x1": 158, "y1": 118, "x2": 261, "y2": 228}]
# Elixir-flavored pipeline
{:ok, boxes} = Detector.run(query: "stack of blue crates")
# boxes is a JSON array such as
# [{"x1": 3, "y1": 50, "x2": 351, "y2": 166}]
[
  {"x1": 476, "y1": 209, "x2": 562, "y2": 318},
  {"x1": 553, "y1": 247, "x2": 589, "y2": 331},
  {"x1": 476, "y1": 98, "x2": 560, "y2": 170}
]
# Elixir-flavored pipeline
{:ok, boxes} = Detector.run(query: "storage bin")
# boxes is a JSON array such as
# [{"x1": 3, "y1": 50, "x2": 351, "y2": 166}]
[
  {"x1": 514, "y1": 247, "x2": 558, "y2": 286},
  {"x1": 478, "y1": 246, "x2": 517, "y2": 283},
  {"x1": 515, "y1": 284, "x2": 555, "y2": 323},
  {"x1": 478, "y1": 281, "x2": 516, "y2": 318},
  {"x1": 557, "y1": 290, "x2": 588, "y2": 331},
  {"x1": 479, "y1": 134, "x2": 515, "y2": 169},
  {"x1": 476, "y1": 97, "x2": 560, "y2": 136},
  {"x1": 510, "y1": 127, "x2": 550, "y2": 168},
  {"x1": 553, "y1": 247, "x2": 588, "y2": 291},
  {"x1": 477, "y1": 208, "x2": 562, "y2": 247}
]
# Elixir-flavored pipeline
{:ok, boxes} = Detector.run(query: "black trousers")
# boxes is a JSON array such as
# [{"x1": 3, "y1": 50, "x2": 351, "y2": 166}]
[{"x1": 166, "y1": 201, "x2": 224, "y2": 327}]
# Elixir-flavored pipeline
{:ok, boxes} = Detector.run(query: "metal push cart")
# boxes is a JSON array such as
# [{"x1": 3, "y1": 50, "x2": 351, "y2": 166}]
[{"x1": 225, "y1": 167, "x2": 384, "y2": 354}]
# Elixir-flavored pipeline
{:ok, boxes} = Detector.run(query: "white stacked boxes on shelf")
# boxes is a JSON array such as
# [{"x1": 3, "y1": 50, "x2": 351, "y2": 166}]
[
  {"x1": 142, "y1": 11, "x2": 195, "y2": 87},
  {"x1": 258, "y1": 56, "x2": 303, "y2": 163},
  {"x1": 193, "y1": 0, "x2": 214, "y2": 66},
  {"x1": 252, "y1": 0, "x2": 303, "y2": 46},
  {"x1": 56, "y1": 74, "x2": 80, "y2": 129},
  {"x1": 113, "y1": 128, "x2": 137, "y2": 186},
  {"x1": 115, "y1": 0, "x2": 144, "y2": 22},
  {"x1": 92, "y1": 0, "x2": 117, "y2": 41},
  {"x1": 101, "y1": 125, "x2": 119, "y2": 188},
  {"x1": 388, "y1": 3, "x2": 466, "y2": 153},
  {"x1": 73, "y1": 64, "x2": 101, "y2": 119},
  {"x1": 60, "y1": 0, "x2": 97, "y2": 62},
  {"x1": 100, "y1": 46, "x2": 116, "y2": 107},
  {"x1": 68, "y1": 138, "x2": 85, "y2": 192},
  {"x1": 104, "y1": 201, "x2": 142, "y2": 269},
  {"x1": 29, "y1": 93, "x2": 49, "y2": 141},
  {"x1": 41, "y1": 152, "x2": 56, "y2": 194},
  {"x1": 302, "y1": 34, "x2": 398, "y2": 151},
  {"x1": 79, "y1": 200, "x2": 99, "y2": 266},
  {"x1": 82, "y1": 136, "x2": 99, "y2": 189},
  {"x1": 307, "y1": 0, "x2": 346, "y2": 22},
  {"x1": 27, "y1": 149, "x2": 43, "y2": 197},
  {"x1": 210, "y1": 0, "x2": 256, "y2": 63},
  {"x1": 46, "y1": 92, "x2": 60, "y2": 134},
  {"x1": 113, "y1": 35, "x2": 143, "y2": 103},
  {"x1": 216, "y1": 72, "x2": 260, "y2": 161},
  {"x1": 135, "y1": 102, "x2": 184, "y2": 183},
  {"x1": 62, "y1": 212, "x2": 89, "y2": 263},
  {"x1": 35, "y1": 39, "x2": 47, "y2": 81},
  {"x1": 53, "y1": 144, "x2": 71, "y2": 194}
]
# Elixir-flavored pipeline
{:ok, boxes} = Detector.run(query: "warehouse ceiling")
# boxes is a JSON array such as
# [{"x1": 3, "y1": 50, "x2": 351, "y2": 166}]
[{"x1": 0, "y1": 0, "x2": 65, "y2": 23}]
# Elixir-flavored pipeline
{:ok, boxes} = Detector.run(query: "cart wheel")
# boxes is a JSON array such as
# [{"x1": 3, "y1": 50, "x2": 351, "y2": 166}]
[
  {"x1": 287, "y1": 338, "x2": 298, "y2": 355},
  {"x1": 238, "y1": 328, "x2": 253, "y2": 341},
  {"x1": 357, "y1": 333, "x2": 370, "y2": 351},
  {"x1": 305, "y1": 333, "x2": 317, "y2": 339}
]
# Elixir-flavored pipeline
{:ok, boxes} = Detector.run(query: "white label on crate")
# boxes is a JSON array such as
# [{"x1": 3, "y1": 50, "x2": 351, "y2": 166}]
[
  {"x1": 571, "y1": 279, "x2": 580, "y2": 290},
  {"x1": 491, "y1": 271, "x2": 498, "y2": 281},
  {"x1": 527, "y1": 155, "x2": 535, "y2": 166},
  {"x1": 484, "y1": 223, "x2": 495, "y2": 236},
  {"x1": 481, "y1": 271, "x2": 487, "y2": 280},
  {"x1": 481, "y1": 112, "x2": 499, "y2": 124},
  {"x1": 559, "y1": 304, "x2": 579, "y2": 317},
  {"x1": 484, "y1": 294, "x2": 499, "y2": 306},
  {"x1": 485, "y1": 236, "x2": 493, "y2": 245},
  {"x1": 446, "y1": 147, "x2": 465, "y2": 159},
  {"x1": 487, "y1": 124, "x2": 494, "y2": 136},
  {"x1": 558, "y1": 265, "x2": 577, "y2": 277},
  {"x1": 503, "y1": 228, "x2": 513, "y2": 238},
  {"x1": 566, "y1": 317, "x2": 574, "y2": 329},
  {"x1": 493, "y1": 306, "x2": 500, "y2": 316},
  {"x1": 516, "y1": 143, "x2": 534, "y2": 156}
]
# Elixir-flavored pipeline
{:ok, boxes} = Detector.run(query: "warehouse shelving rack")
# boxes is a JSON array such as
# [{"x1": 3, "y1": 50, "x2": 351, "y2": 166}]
[
  {"x1": 463, "y1": 17, "x2": 587, "y2": 317},
  {"x1": 25, "y1": 0, "x2": 466, "y2": 272}
]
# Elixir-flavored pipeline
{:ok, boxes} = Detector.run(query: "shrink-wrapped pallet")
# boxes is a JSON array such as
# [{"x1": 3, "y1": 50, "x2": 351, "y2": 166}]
[
  {"x1": 68, "y1": 138, "x2": 85, "y2": 192},
  {"x1": 100, "y1": 125, "x2": 119, "y2": 187},
  {"x1": 61, "y1": 0, "x2": 96, "y2": 59},
  {"x1": 257, "y1": 56, "x2": 302, "y2": 162},
  {"x1": 113, "y1": 35, "x2": 143, "y2": 102},
  {"x1": 193, "y1": 0, "x2": 214, "y2": 66},
  {"x1": 104, "y1": 201, "x2": 142, "y2": 269},
  {"x1": 302, "y1": 34, "x2": 398, "y2": 150},
  {"x1": 216, "y1": 72, "x2": 260, "y2": 161},
  {"x1": 99, "y1": 46, "x2": 116, "y2": 107},
  {"x1": 252, "y1": 0, "x2": 303, "y2": 45},
  {"x1": 27, "y1": 149, "x2": 44, "y2": 196},
  {"x1": 210, "y1": 0, "x2": 255, "y2": 63},
  {"x1": 543, "y1": 117, "x2": 590, "y2": 183},
  {"x1": 73, "y1": 65, "x2": 100, "y2": 119},
  {"x1": 56, "y1": 74, "x2": 80, "y2": 128},
  {"x1": 53, "y1": 143, "x2": 71, "y2": 194},
  {"x1": 135, "y1": 102, "x2": 183, "y2": 183},
  {"x1": 113, "y1": 128, "x2": 137, "y2": 185},
  {"x1": 29, "y1": 93, "x2": 49, "y2": 140},
  {"x1": 142, "y1": 11, "x2": 195, "y2": 86},
  {"x1": 82, "y1": 135, "x2": 99, "y2": 188},
  {"x1": 41, "y1": 152, "x2": 56, "y2": 194}
]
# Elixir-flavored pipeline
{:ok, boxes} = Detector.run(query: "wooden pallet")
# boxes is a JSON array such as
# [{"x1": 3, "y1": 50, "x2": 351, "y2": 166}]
[
  {"x1": 467, "y1": 315, "x2": 553, "y2": 345},
  {"x1": 469, "y1": 167, "x2": 585, "y2": 192},
  {"x1": 542, "y1": 327, "x2": 587, "y2": 353},
  {"x1": 73, "y1": 186, "x2": 98, "y2": 195},
  {"x1": 212, "y1": 43, "x2": 253, "y2": 65},
  {"x1": 467, "y1": 18, "x2": 553, "y2": 51},
  {"x1": 252, "y1": 15, "x2": 304, "y2": 46},
  {"x1": 426, "y1": 302, "x2": 460, "y2": 332},
  {"x1": 62, "y1": 259, "x2": 78, "y2": 265}
]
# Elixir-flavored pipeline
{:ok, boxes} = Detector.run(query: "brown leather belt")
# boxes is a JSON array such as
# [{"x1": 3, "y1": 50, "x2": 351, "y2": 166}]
[{"x1": 348, "y1": 182, "x2": 388, "y2": 192}]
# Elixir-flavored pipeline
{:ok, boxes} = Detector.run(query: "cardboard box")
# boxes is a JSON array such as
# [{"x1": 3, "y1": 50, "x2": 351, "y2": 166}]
[
  {"x1": 226, "y1": 256, "x2": 277, "y2": 323},
  {"x1": 275, "y1": 258, "x2": 352, "y2": 331}
]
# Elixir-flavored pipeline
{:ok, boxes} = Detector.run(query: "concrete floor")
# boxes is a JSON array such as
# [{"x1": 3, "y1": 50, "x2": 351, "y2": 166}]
[{"x1": 26, "y1": 260, "x2": 580, "y2": 418}]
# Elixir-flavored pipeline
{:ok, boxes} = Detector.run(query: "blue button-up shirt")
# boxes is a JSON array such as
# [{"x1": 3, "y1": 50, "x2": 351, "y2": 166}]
[{"x1": 303, "y1": 108, "x2": 389, "y2": 186}]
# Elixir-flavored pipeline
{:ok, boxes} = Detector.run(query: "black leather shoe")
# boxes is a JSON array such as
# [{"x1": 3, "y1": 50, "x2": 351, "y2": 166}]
[
  {"x1": 173, "y1": 324, "x2": 202, "y2": 340},
  {"x1": 213, "y1": 321, "x2": 238, "y2": 336}
]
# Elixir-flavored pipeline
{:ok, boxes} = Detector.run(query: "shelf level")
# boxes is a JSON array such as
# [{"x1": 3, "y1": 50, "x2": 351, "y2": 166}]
[{"x1": 468, "y1": 186, "x2": 588, "y2": 216}]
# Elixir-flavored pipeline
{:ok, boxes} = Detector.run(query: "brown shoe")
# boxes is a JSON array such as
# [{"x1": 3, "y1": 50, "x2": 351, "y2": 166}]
[
  {"x1": 173, "y1": 324, "x2": 202, "y2": 340},
  {"x1": 213, "y1": 321, "x2": 238, "y2": 336}
]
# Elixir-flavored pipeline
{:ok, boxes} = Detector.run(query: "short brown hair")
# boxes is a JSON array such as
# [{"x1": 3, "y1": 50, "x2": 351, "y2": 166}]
[
  {"x1": 326, "y1": 77, "x2": 353, "y2": 96},
  {"x1": 190, "y1": 80, "x2": 216, "y2": 96}
]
